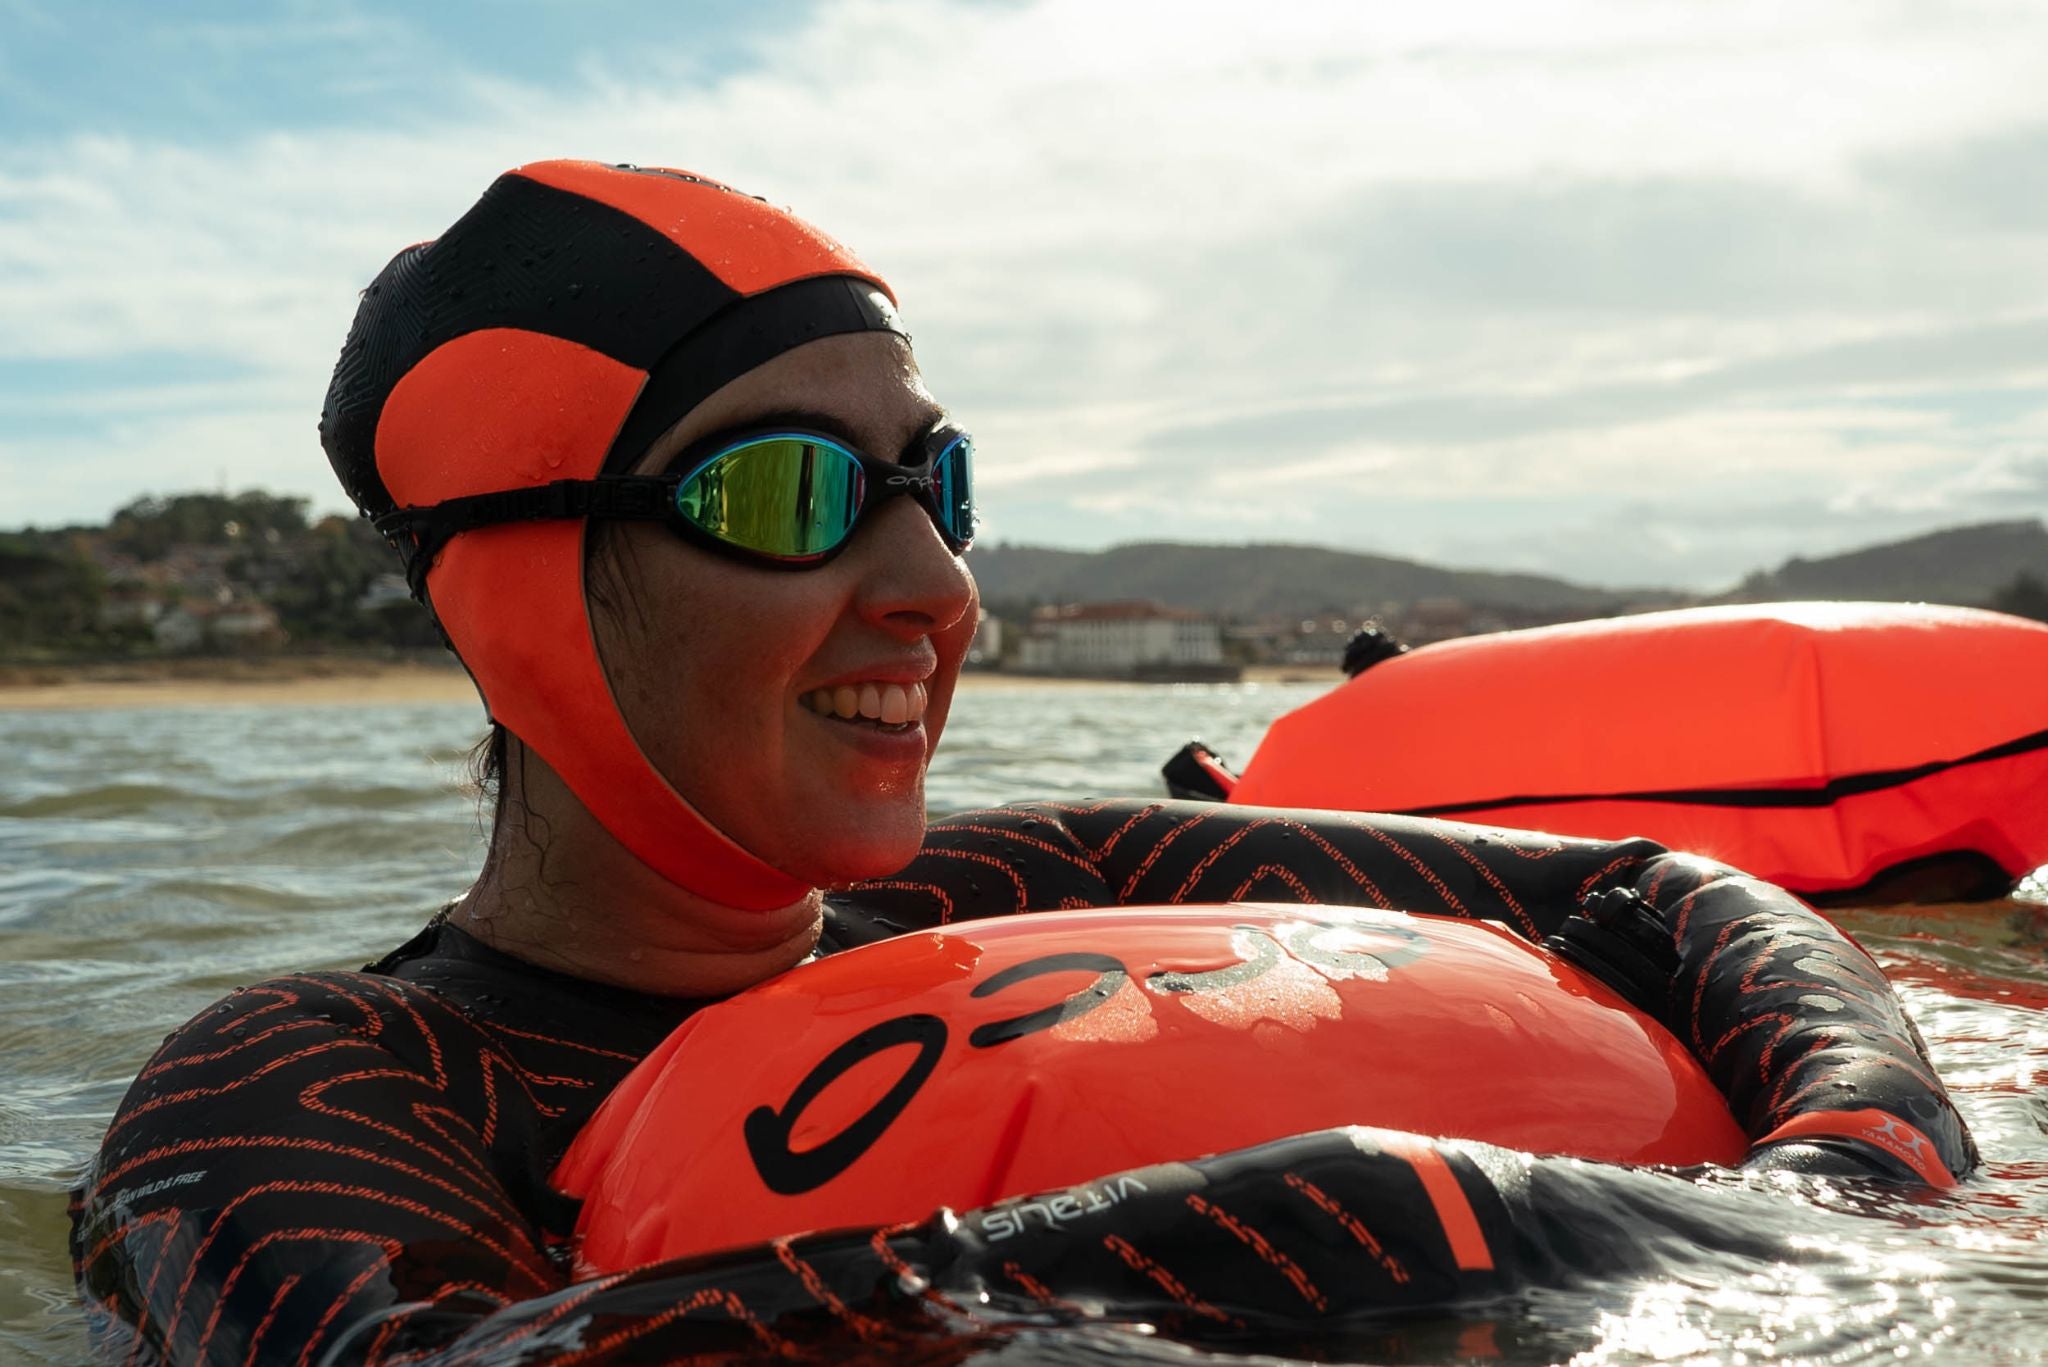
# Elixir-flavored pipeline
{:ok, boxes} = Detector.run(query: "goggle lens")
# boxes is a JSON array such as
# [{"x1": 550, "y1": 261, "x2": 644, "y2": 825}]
[
  {"x1": 673, "y1": 432, "x2": 974, "y2": 561},
  {"x1": 675, "y1": 437, "x2": 861, "y2": 558},
  {"x1": 933, "y1": 433, "x2": 974, "y2": 548}
]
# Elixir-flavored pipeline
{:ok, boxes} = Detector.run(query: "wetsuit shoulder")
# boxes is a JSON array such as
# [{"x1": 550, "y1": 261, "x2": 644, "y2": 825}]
[{"x1": 70, "y1": 935, "x2": 700, "y2": 1365}]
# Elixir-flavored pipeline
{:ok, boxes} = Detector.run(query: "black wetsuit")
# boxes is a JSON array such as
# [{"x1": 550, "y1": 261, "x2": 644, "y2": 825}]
[{"x1": 71, "y1": 801, "x2": 1975, "y2": 1364}]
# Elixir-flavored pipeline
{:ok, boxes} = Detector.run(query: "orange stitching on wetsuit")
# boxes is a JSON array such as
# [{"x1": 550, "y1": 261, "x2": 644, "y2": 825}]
[
  {"x1": 89, "y1": 1135, "x2": 524, "y2": 1250},
  {"x1": 1117, "y1": 813, "x2": 1219, "y2": 899},
  {"x1": 427, "y1": 1273, "x2": 629, "y2": 1367},
  {"x1": 1183, "y1": 1193, "x2": 1327, "y2": 1312},
  {"x1": 1281, "y1": 821, "x2": 1394, "y2": 907},
  {"x1": 941, "y1": 821, "x2": 1102, "y2": 876},
  {"x1": 1282, "y1": 1172, "x2": 1409, "y2": 1284},
  {"x1": 107, "y1": 1038, "x2": 381, "y2": 1144},
  {"x1": 294, "y1": 1069, "x2": 471, "y2": 1176},
  {"x1": 1077, "y1": 804, "x2": 1163, "y2": 861},
  {"x1": 241, "y1": 1272, "x2": 298, "y2": 1367},
  {"x1": 553, "y1": 1287, "x2": 796, "y2": 1363},
  {"x1": 1169, "y1": 820, "x2": 1271, "y2": 901},
  {"x1": 855, "y1": 879, "x2": 956, "y2": 923},
  {"x1": 298, "y1": 1241, "x2": 410, "y2": 1367},
  {"x1": 473, "y1": 1019, "x2": 639, "y2": 1062},
  {"x1": 139, "y1": 1018, "x2": 333, "y2": 1077},
  {"x1": 975, "y1": 800, "x2": 1160, "y2": 861},
  {"x1": 1436, "y1": 838, "x2": 1540, "y2": 939},
  {"x1": 271, "y1": 975, "x2": 388, "y2": 1039},
  {"x1": 1100, "y1": 1234, "x2": 1240, "y2": 1327},
  {"x1": 1231, "y1": 864, "x2": 1321, "y2": 902},
  {"x1": 771, "y1": 1237, "x2": 884, "y2": 1340},
  {"x1": 110, "y1": 1207, "x2": 183, "y2": 1359},
  {"x1": 1001, "y1": 1261, "x2": 1078, "y2": 1313},
  {"x1": 866, "y1": 1222, "x2": 966, "y2": 1313},
  {"x1": 192, "y1": 1227, "x2": 402, "y2": 1365},
  {"x1": 906, "y1": 848, "x2": 1033, "y2": 914},
  {"x1": 1488, "y1": 834, "x2": 1568, "y2": 859},
  {"x1": 165, "y1": 1180, "x2": 550, "y2": 1350},
  {"x1": 363, "y1": 978, "x2": 452, "y2": 1089},
  {"x1": 1578, "y1": 852, "x2": 1649, "y2": 900},
  {"x1": 1351, "y1": 823, "x2": 1469, "y2": 917}
]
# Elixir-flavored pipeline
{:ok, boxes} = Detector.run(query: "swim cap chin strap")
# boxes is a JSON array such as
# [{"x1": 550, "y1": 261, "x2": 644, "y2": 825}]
[{"x1": 355, "y1": 161, "x2": 908, "y2": 910}]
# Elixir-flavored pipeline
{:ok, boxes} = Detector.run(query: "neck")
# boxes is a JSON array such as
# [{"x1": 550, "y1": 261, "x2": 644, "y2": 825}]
[{"x1": 453, "y1": 740, "x2": 823, "y2": 998}]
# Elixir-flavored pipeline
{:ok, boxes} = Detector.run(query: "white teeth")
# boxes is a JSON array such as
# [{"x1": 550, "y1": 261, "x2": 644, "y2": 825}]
[{"x1": 804, "y1": 680, "x2": 930, "y2": 725}]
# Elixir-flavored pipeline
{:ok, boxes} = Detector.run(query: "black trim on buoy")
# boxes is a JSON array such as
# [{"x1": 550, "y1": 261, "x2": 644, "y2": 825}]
[
  {"x1": 1162, "y1": 740, "x2": 1239, "y2": 801},
  {"x1": 1392, "y1": 724, "x2": 2048, "y2": 820}
]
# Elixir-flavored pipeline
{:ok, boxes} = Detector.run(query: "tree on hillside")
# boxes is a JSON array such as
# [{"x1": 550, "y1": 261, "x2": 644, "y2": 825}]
[
  {"x1": 107, "y1": 491, "x2": 313, "y2": 560},
  {"x1": 0, "y1": 535, "x2": 109, "y2": 654}
]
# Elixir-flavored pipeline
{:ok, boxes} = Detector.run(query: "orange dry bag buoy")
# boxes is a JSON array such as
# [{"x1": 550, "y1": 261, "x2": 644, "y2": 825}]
[
  {"x1": 556, "y1": 904, "x2": 1746, "y2": 1270},
  {"x1": 1229, "y1": 602, "x2": 2048, "y2": 895}
]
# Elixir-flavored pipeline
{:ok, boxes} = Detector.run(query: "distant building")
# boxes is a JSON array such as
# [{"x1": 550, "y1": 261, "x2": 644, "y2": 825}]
[
  {"x1": 966, "y1": 611, "x2": 1004, "y2": 668},
  {"x1": 356, "y1": 574, "x2": 414, "y2": 612},
  {"x1": 1013, "y1": 602, "x2": 1236, "y2": 680},
  {"x1": 150, "y1": 598, "x2": 285, "y2": 652}
]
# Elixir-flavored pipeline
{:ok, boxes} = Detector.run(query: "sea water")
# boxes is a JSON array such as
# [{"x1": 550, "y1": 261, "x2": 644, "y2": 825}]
[{"x1": 2, "y1": 682, "x2": 2045, "y2": 1364}]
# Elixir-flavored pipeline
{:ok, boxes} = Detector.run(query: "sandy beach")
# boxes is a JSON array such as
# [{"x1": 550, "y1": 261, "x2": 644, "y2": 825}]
[{"x1": 0, "y1": 659, "x2": 1333, "y2": 711}]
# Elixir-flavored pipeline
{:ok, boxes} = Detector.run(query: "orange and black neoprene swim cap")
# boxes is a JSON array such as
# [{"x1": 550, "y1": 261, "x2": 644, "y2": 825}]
[{"x1": 318, "y1": 160, "x2": 906, "y2": 909}]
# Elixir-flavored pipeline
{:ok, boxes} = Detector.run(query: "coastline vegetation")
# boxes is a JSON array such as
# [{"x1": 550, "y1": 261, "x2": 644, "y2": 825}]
[
  {"x1": 4, "y1": 491, "x2": 2046, "y2": 673},
  {"x1": 1, "y1": 491, "x2": 439, "y2": 665}
]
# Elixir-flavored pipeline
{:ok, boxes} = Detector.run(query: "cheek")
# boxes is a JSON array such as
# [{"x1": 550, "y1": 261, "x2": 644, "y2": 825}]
[{"x1": 597, "y1": 550, "x2": 840, "y2": 770}]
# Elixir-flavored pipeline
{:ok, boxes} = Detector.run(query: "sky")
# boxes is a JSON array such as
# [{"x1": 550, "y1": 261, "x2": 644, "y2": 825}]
[{"x1": 2, "y1": 0, "x2": 2046, "y2": 591}]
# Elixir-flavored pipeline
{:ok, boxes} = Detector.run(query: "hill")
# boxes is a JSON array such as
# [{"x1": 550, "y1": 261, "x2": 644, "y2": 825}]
[
  {"x1": 967, "y1": 541, "x2": 1671, "y2": 618},
  {"x1": 1727, "y1": 519, "x2": 2048, "y2": 605}
]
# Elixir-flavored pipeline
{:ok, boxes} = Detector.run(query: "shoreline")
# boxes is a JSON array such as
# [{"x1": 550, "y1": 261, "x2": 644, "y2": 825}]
[{"x1": 0, "y1": 659, "x2": 1335, "y2": 711}]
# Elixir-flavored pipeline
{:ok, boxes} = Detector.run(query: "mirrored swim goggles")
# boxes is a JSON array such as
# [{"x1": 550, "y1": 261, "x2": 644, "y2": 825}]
[{"x1": 377, "y1": 422, "x2": 974, "y2": 594}]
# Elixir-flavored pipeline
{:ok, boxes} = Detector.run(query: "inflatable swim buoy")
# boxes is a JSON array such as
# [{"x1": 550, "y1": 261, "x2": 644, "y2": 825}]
[
  {"x1": 555, "y1": 903, "x2": 1744, "y2": 1270},
  {"x1": 1225, "y1": 602, "x2": 2048, "y2": 896}
]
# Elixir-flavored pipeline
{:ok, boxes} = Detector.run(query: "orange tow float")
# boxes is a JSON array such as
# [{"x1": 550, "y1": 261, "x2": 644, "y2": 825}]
[
  {"x1": 1227, "y1": 603, "x2": 2048, "y2": 896},
  {"x1": 556, "y1": 904, "x2": 1744, "y2": 1270}
]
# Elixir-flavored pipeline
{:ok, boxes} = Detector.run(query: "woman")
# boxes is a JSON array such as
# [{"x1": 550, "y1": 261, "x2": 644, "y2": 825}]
[{"x1": 71, "y1": 162, "x2": 1974, "y2": 1364}]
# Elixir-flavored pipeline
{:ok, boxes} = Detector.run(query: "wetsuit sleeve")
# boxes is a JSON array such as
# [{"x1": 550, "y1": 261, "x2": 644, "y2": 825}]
[
  {"x1": 1598, "y1": 854, "x2": 1979, "y2": 1186},
  {"x1": 851, "y1": 797, "x2": 1665, "y2": 940}
]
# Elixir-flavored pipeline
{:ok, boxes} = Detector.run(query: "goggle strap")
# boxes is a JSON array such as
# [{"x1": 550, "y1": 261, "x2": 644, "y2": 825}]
[{"x1": 374, "y1": 477, "x2": 672, "y2": 600}]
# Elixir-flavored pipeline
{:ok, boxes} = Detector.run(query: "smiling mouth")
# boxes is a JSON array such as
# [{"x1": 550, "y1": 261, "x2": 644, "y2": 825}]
[{"x1": 800, "y1": 681, "x2": 930, "y2": 731}]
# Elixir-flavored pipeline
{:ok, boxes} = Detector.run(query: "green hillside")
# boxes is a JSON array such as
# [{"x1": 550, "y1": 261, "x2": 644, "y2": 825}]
[
  {"x1": 1728, "y1": 519, "x2": 2048, "y2": 605},
  {"x1": 967, "y1": 541, "x2": 1670, "y2": 618}
]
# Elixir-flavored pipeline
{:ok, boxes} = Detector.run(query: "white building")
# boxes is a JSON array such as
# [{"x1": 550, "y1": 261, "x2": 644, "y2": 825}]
[
  {"x1": 966, "y1": 611, "x2": 1004, "y2": 668},
  {"x1": 1014, "y1": 602, "x2": 1230, "y2": 677}
]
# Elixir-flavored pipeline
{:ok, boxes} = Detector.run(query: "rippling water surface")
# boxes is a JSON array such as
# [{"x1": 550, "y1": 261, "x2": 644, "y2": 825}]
[{"x1": 2, "y1": 681, "x2": 2045, "y2": 1364}]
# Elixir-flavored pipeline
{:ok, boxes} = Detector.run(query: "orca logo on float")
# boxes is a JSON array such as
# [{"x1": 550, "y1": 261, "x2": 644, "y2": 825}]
[{"x1": 740, "y1": 914, "x2": 1430, "y2": 1195}]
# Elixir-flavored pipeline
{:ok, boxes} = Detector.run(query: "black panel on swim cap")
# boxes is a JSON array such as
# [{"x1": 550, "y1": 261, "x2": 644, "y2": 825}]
[
  {"x1": 601, "y1": 276, "x2": 904, "y2": 474},
  {"x1": 321, "y1": 172, "x2": 746, "y2": 518}
]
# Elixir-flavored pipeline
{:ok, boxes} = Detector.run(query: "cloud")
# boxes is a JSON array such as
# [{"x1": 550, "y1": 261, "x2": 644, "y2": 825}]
[{"x1": 1, "y1": 0, "x2": 2046, "y2": 591}]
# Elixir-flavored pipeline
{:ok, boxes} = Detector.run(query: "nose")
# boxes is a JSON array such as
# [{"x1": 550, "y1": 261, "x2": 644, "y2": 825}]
[{"x1": 848, "y1": 495, "x2": 977, "y2": 640}]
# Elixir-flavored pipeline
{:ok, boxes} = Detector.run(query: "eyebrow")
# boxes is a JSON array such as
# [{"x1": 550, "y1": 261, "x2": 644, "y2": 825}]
[{"x1": 669, "y1": 406, "x2": 950, "y2": 470}]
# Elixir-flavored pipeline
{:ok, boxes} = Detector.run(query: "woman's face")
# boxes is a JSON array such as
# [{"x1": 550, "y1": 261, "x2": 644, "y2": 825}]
[{"x1": 591, "y1": 332, "x2": 979, "y2": 890}]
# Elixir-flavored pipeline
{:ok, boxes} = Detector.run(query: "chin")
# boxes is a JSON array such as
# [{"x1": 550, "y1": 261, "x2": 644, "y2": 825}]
[{"x1": 788, "y1": 801, "x2": 930, "y2": 887}]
